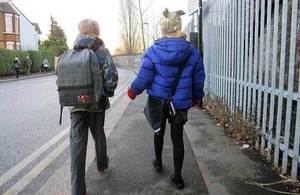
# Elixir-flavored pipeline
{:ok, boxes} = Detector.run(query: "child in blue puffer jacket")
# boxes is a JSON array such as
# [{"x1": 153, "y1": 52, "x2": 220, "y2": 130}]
[{"x1": 127, "y1": 8, "x2": 205, "y2": 190}]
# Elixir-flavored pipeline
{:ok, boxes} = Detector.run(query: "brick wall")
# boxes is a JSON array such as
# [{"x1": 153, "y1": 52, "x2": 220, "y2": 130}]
[
  {"x1": 0, "y1": 12, "x2": 20, "y2": 49},
  {"x1": 3, "y1": 33, "x2": 20, "y2": 42}
]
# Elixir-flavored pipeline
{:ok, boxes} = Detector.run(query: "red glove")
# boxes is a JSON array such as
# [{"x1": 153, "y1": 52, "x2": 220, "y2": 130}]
[
  {"x1": 192, "y1": 99, "x2": 198, "y2": 107},
  {"x1": 127, "y1": 88, "x2": 136, "y2": 100}
]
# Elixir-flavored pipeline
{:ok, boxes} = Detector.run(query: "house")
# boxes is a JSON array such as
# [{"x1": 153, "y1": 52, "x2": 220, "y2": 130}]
[
  {"x1": 0, "y1": 0, "x2": 41, "y2": 50},
  {"x1": 0, "y1": 0, "x2": 20, "y2": 49}
]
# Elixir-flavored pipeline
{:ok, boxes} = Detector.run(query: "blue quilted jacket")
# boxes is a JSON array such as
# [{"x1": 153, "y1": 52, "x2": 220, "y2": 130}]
[{"x1": 131, "y1": 38, "x2": 205, "y2": 109}]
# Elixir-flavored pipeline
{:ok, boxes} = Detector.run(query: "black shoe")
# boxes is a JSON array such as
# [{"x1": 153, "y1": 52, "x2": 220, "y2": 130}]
[
  {"x1": 97, "y1": 157, "x2": 109, "y2": 172},
  {"x1": 152, "y1": 159, "x2": 162, "y2": 173},
  {"x1": 170, "y1": 174, "x2": 185, "y2": 189}
]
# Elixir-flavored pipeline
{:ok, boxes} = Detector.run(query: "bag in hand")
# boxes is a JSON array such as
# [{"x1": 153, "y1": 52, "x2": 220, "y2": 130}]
[{"x1": 143, "y1": 96, "x2": 165, "y2": 131}]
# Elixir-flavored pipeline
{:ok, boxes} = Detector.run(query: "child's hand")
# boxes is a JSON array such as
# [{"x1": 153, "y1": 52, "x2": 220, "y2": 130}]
[{"x1": 127, "y1": 88, "x2": 136, "y2": 100}]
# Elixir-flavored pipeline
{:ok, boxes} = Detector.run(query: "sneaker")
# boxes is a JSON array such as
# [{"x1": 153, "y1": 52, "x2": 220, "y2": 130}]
[
  {"x1": 170, "y1": 174, "x2": 185, "y2": 189},
  {"x1": 152, "y1": 159, "x2": 162, "y2": 173}
]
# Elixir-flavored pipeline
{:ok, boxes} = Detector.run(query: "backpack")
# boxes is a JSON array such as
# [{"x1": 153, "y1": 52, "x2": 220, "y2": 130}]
[
  {"x1": 57, "y1": 47, "x2": 103, "y2": 124},
  {"x1": 13, "y1": 63, "x2": 20, "y2": 69}
]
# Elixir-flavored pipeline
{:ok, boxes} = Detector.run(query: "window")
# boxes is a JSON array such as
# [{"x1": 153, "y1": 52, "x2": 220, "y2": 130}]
[
  {"x1": 6, "y1": 41, "x2": 14, "y2": 50},
  {"x1": 16, "y1": 42, "x2": 20, "y2": 50},
  {"x1": 15, "y1": 15, "x2": 19, "y2": 33},
  {"x1": 5, "y1": 14, "x2": 13, "y2": 33}
]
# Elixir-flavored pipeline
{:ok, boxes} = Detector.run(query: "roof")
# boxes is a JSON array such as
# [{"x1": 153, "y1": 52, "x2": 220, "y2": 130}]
[
  {"x1": 32, "y1": 23, "x2": 42, "y2": 34},
  {"x1": 10, "y1": 3, "x2": 42, "y2": 34},
  {"x1": 11, "y1": 3, "x2": 31, "y2": 23},
  {"x1": 0, "y1": 2, "x2": 18, "y2": 15}
]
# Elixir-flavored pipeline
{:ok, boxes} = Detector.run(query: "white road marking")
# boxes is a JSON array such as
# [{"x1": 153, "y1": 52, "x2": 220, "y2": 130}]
[
  {"x1": 3, "y1": 74, "x2": 134, "y2": 194},
  {"x1": 3, "y1": 140, "x2": 70, "y2": 195},
  {"x1": 105, "y1": 91, "x2": 131, "y2": 138},
  {"x1": 0, "y1": 128, "x2": 69, "y2": 188}
]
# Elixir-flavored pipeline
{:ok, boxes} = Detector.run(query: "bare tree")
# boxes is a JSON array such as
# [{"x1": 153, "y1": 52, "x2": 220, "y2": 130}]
[{"x1": 119, "y1": 0, "x2": 142, "y2": 54}]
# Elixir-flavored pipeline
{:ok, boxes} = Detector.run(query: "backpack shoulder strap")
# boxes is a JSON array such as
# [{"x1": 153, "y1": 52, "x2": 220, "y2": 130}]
[
  {"x1": 59, "y1": 106, "x2": 63, "y2": 125},
  {"x1": 94, "y1": 47, "x2": 107, "y2": 66},
  {"x1": 88, "y1": 48, "x2": 104, "y2": 99}
]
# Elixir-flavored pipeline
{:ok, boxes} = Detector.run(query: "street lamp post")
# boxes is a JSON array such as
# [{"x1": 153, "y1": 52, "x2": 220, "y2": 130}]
[
  {"x1": 198, "y1": 0, "x2": 203, "y2": 55},
  {"x1": 144, "y1": 22, "x2": 149, "y2": 48},
  {"x1": 198, "y1": 0, "x2": 204, "y2": 108}
]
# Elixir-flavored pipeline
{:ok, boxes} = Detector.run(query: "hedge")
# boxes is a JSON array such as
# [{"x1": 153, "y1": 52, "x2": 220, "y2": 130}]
[
  {"x1": 0, "y1": 49, "x2": 28, "y2": 76},
  {"x1": 0, "y1": 49, "x2": 55, "y2": 76},
  {"x1": 27, "y1": 50, "x2": 43, "y2": 73},
  {"x1": 27, "y1": 50, "x2": 55, "y2": 73}
]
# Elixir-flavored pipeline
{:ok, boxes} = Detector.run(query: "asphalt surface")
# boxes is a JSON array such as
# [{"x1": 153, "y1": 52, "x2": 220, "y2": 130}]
[
  {"x1": 0, "y1": 68, "x2": 135, "y2": 194},
  {"x1": 0, "y1": 75, "x2": 70, "y2": 176}
]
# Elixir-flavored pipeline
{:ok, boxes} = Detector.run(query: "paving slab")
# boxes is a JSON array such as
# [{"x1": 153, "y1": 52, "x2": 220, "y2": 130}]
[{"x1": 86, "y1": 94, "x2": 209, "y2": 195}]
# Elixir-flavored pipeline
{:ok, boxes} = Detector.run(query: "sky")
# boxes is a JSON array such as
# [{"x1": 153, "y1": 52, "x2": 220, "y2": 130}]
[{"x1": 13, "y1": 0, "x2": 190, "y2": 54}]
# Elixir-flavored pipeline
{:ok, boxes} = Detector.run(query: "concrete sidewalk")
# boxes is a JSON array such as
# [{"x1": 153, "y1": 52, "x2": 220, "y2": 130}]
[
  {"x1": 0, "y1": 71, "x2": 55, "y2": 83},
  {"x1": 85, "y1": 94, "x2": 281, "y2": 195}
]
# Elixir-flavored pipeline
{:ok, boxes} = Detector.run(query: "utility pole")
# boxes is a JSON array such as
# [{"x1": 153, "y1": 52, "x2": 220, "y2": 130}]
[
  {"x1": 198, "y1": 0, "x2": 204, "y2": 108},
  {"x1": 138, "y1": 0, "x2": 146, "y2": 51},
  {"x1": 198, "y1": 0, "x2": 203, "y2": 55},
  {"x1": 144, "y1": 22, "x2": 149, "y2": 48}
]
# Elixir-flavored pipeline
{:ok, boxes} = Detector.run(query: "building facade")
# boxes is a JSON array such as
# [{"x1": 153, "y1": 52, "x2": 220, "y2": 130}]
[
  {"x1": 0, "y1": 0, "x2": 41, "y2": 50},
  {"x1": 0, "y1": 1, "x2": 20, "y2": 49},
  {"x1": 12, "y1": 3, "x2": 41, "y2": 51}
]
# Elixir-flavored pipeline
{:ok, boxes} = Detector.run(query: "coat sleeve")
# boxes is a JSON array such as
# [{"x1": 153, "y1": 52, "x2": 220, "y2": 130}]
[
  {"x1": 192, "y1": 50, "x2": 206, "y2": 100},
  {"x1": 130, "y1": 49, "x2": 155, "y2": 95},
  {"x1": 102, "y1": 48, "x2": 118, "y2": 97}
]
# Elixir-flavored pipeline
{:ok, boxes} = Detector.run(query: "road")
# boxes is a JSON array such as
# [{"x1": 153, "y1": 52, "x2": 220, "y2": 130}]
[{"x1": 0, "y1": 68, "x2": 135, "y2": 194}]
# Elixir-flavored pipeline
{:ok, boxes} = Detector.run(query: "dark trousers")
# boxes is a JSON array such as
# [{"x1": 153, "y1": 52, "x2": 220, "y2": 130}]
[
  {"x1": 70, "y1": 111, "x2": 108, "y2": 195},
  {"x1": 154, "y1": 108, "x2": 187, "y2": 180},
  {"x1": 44, "y1": 67, "x2": 48, "y2": 75},
  {"x1": 15, "y1": 68, "x2": 19, "y2": 78}
]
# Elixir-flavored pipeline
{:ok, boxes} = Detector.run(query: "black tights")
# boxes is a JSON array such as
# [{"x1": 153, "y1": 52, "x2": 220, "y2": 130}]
[{"x1": 154, "y1": 115, "x2": 185, "y2": 180}]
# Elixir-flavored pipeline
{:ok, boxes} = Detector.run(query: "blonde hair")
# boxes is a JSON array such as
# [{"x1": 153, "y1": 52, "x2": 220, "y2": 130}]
[{"x1": 78, "y1": 19, "x2": 100, "y2": 37}]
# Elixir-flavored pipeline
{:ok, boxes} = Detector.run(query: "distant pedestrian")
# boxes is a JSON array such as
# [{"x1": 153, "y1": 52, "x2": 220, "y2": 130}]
[
  {"x1": 57, "y1": 19, "x2": 118, "y2": 195},
  {"x1": 25, "y1": 56, "x2": 32, "y2": 75},
  {"x1": 127, "y1": 8, "x2": 205, "y2": 190},
  {"x1": 12, "y1": 57, "x2": 21, "y2": 79},
  {"x1": 42, "y1": 58, "x2": 49, "y2": 75}
]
